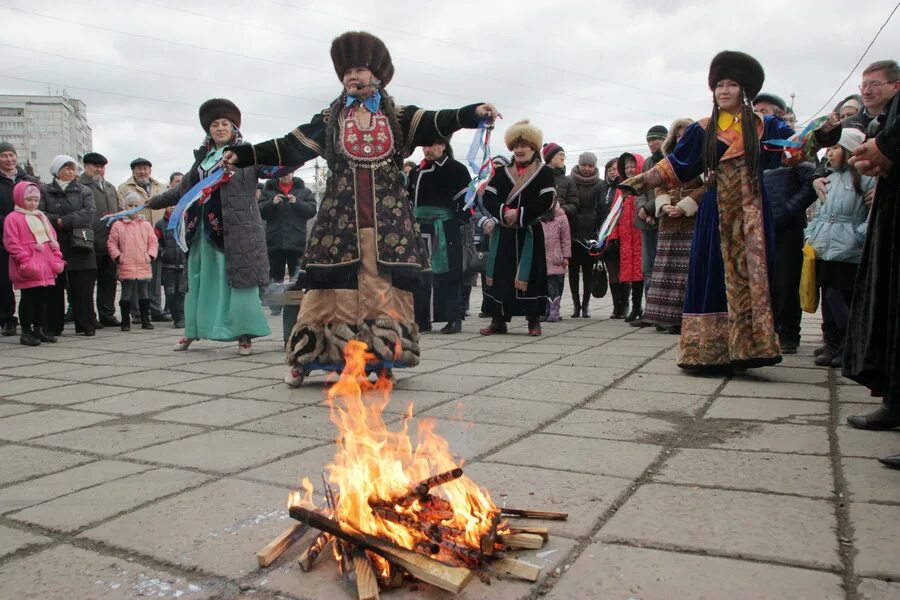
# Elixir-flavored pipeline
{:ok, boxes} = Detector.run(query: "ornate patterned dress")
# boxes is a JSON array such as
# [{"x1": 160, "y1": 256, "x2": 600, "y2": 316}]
[
  {"x1": 229, "y1": 100, "x2": 482, "y2": 369},
  {"x1": 645, "y1": 114, "x2": 793, "y2": 370}
]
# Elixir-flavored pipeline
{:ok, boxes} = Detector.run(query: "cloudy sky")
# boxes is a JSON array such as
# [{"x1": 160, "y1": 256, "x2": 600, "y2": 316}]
[{"x1": 1, "y1": 0, "x2": 897, "y2": 185}]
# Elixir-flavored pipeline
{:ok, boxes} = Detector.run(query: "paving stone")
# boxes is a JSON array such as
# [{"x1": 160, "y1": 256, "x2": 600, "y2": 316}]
[
  {"x1": 0, "y1": 355, "x2": 46, "y2": 369},
  {"x1": 851, "y1": 502, "x2": 900, "y2": 578},
  {"x1": 423, "y1": 348, "x2": 491, "y2": 362},
  {"x1": 237, "y1": 405, "x2": 346, "y2": 440},
  {"x1": 600, "y1": 484, "x2": 839, "y2": 569},
  {"x1": 0, "y1": 544, "x2": 222, "y2": 600},
  {"x1": 464, "y1": 462, "x2": 631, "y2": 538},
  {"x1": 617, "y1": 372, "x2": 722, "y2": 395},
  {"x1": 437, "y1": 362, "x2": 535, "y2": 378},
  {"x1": 153, "y1": 397, "x2": 294, "y2": 426},
  {"x1": 10, "y1": 382, "x2": 135, "y2": 405},
  {"x1": 545, "y1": 543, "x2": 843, "y2": 600},
  {"x1": 160, "y1": 375, "x2": 268, "y2": 395},
  {"x1": 396, "y1": 373, "x2": 502, "y2": 394},
  {"x1": 516, "y1": 342, "x2": 590, "y2": 355},
  {"x1": 71, "y1": 389, "x2": 206, "y2": 415},
  {"x1": 404, "y1": 417, "x2": 523, "y2": 460},
  {"x1": 32, "y1": 421, "x2": 205, "y2": 455},
  {"x1": 758, "y1": 366, "x2": 830, "y2": 384},
  {"x1": 487, "y1": 433, "x2": 660, "y2": 479},
  {"x1": 482, "y1": 351, "x2": 563, "y2": 365},
  {"x1": 543, "y1": 409, "x2": 677, "y2": 443},
  {"x1": 237, "y1": 443, "x2": 335, "y2": 487},
  {"x1": 657, "y1": 448, "x2": 834, "y2": 498},
  {"x1": 0, "y1": 377, "x2": 68, "y2": 396},
  {"x1": 234, "y1": 381, "x2": 331, "y2": 405},
  {"x1": 842, "y1": 457, "x2": 900, "y2": 503},
  {"x1": 0, "y1": 460, "x2": 149, "y2": 513},
  {"x1": 96, "y1": 368, "x2": 199, "y2": 388},
  {"x1": 522, "y1": 365, "x2": 625, "y2": 385},
  {"x1": 0, "y1": 524, "x2": 51, "y2": 557},
  {"x1": 838, "y1": 385, "x2": 880, "y2": 403},
  {"x1": 11, "y1": 467, "x2": 210, "y2": 531},
  {"x1": 837, "y1": 402, "x2": 878, "y2": 424},
  {"x1": 419, "y1": 394, "x2": 568, "y2": 429},
  {"x1": 836, "y1": 426, "x2": 900, "y2": 459},
  {"x1": 859, "y1": 578, "x2": 900, "y2": 599},
  {"x1": 637, "y1": 358, "x2": 689, "y2": 375},
  {"x1": 375, "y1": 389, "x2": 460, "y2": 415},
  {"x1": 82, "y1": 478, "x2": 294, "y2": 579},
  {"x1": 706, "y1": 422, "x2": 830, "y2": 455},
  {"x1": 705, "y1": 396, "x2": 829, "y2": 423},
  {"x1": 720, "y1": 378, "x2": 829, "y2": 400},
  {"x1": 5, "y1": 346, "x2": 108, "y2": 361},
  {"x1": 584, "y1": 388, "x2": 707, "y2": 415},
  {"x1": 479, "y1": 378, "x2": 603, "y2": 405},
  {"x1": 125, "y1": 429, "x2": 314, "y2": 474},
  {"x1": 169, "y1": 359, "x2": 266, "y2": 376},
  {"x1": 0, "y1": 402, "x2": 36, "y2": 418},
  {"x1": 0, "y1": 445, "x2": 93, "y2": 486},
  {"x1": 0, "y1": 408, "x2": 114, "y2": 441}
]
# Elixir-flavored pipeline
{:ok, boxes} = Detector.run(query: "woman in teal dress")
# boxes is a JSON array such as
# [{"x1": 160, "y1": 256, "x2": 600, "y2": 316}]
[{"x1": 149, "y1": 99, "x2": 271, "y2": 355}]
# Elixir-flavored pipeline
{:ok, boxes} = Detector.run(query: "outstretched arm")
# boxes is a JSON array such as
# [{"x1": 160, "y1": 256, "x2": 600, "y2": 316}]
[
  {"x1": 400, "y1": 103, "x2": 500, "y2": 157},
  {"x1": 226, "y1": 111, "x2": 328, "y2": 170}
]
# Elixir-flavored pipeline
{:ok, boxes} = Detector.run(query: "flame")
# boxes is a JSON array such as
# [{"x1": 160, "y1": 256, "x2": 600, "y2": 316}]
[{"x1": 288, "y1": 340, "x2": 499, "y2": 561}]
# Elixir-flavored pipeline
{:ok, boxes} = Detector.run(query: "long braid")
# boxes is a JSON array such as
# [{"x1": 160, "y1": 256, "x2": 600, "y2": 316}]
[
  {"x1": 378, "y1": 91, "x2": 405, "y2": 167},
  {"x1": 703, "y1": 101, "x2": 720, "y2": 189},
  {"x1": 740, "y1": 88, "x2": 760, "y2": 192}
]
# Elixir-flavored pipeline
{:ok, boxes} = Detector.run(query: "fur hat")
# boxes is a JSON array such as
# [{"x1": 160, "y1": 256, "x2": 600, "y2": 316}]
[
  {"x1": 504, "y1": 120, "x2": 543, "y2": 152},
  {"x1": 708, "y1": 51, "x2": 765, "y2": 100},
  {"x1": 542, "y1": 142, "x2": 564, "y2": 164},
  {"x1": 662, "y1": 118, "x2": 694, "y2": 155},
  {"x1": 646, "y1": 125, "x2": 668, "y2": 141},
  {"x1": 753, "y1": 92, "x2": 787, "y2": 111},
  {"x1": 83, "y1": 152, "x2": 108, "y2": 165},
  {"x1": 199, "y1": 98, "x2": 241, "y2": 131},
  {"x1": 330, "y1": 31, "x2": 394, "y2": 87}
]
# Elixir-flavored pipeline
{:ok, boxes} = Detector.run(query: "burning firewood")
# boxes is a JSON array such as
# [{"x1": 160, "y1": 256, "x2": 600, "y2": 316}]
[
  {"x1": 351, "y1": 548, "x2": 380, "y2": 600},
  {"x1": 370, "y1": 468, "x2": 464, "y2": 509},
  {"x1": 256, "y1": 523, "x2": 308, "y2": 567},
  {"x1": 298, "y1": 531, "x2": 333, "y2": 572},
  {"x1": 499, "y1": 507, "x2": 568, "y2": 520},
  {"x1": 290, "y1": 506, "x2": 474, "y2": 594}
]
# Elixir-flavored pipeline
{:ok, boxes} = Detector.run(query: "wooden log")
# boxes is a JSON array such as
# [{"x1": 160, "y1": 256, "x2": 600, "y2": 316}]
[
  {"x1": 437, "y1": 539, "x2": 482, "y2": 570},
  {"x1": 371, "y1": 468, "x2": 463, "y2": 509},
  {"x1": 507, "y1": 526, "x2": 549, "y2": 542},
  {"x1": 488, "y1": 557, "x2": 542, "y2": 582},
  {"x1": 372, "y1": 506, "x2": 442, "y2": 542},
  {"x1": 298, "y1": 531, "x2": 333, "y2": 572},
  {"x1": 256, "y1": 523, "x2": 308, "y2": 567},
  {"x1": 480, "y1": 511, "x2": 502, "y2": 555},
  {"x1": 500, "y1": 508, "x2": 568, "y2": 521},
  {"x1": 351, "y1": 548, "x2": 380, "y2": 600},
  {"x1": 290, "y1": 506, "x2": 473, "y2": 594},
  {"x1": 497, "y1": 532, "x2": 545, "y2": 549}
]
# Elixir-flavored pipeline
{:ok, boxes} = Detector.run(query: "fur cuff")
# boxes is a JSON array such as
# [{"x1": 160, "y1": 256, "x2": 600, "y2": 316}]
[
  {"x1": 655, "y1": 194, "x2": 671, "y2": 218},
  {"x1": 676, "y1": 197, "x2": 699, "y2": 217}
]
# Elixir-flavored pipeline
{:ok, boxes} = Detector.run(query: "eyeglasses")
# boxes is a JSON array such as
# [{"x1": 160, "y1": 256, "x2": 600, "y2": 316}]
[{"x1": 858, "y1": 80, "x2": 896, "y2": 91}]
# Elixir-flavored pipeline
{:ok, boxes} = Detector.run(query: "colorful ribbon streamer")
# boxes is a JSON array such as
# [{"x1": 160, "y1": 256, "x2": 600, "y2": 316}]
[
  {"x1": 167, "y1": 167, "x2": 232, "y2": 252},
  {"x1": 762, "y1": 115, "x2": 828, "y2": 154},
  {"x1": 100, "y1": 203, "x2": 147, "y2": 226},
  {"x1": 596, "y1": 194, "x2": 623, "y2": 249},
  {"x1": 463, "y1": 119, "x2": 495, "y2": 210}
]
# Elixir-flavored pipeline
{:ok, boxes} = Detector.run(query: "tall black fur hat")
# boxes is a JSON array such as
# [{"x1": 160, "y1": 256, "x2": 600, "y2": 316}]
[
  {"x1": 199, "y1": 98, "x2": 241, "y2": 132},
  {"x1": 708, "y1": 51, "x2": 765, "y2": 100},
  {"x1": 330, "y1": 31, "x2": 394, "y2": 87}
]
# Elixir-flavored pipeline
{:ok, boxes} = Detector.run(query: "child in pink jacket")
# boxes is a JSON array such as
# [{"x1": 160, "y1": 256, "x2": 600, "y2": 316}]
[
  {"x1": 3, "y1": 182, "x2": 65, "y2": 346},
  {"x1": 107, "y1": 192, "x2": 158, "y2": 331},
  {"x1": 540, "y1": 199, "x2": 571, "y2": 322}
]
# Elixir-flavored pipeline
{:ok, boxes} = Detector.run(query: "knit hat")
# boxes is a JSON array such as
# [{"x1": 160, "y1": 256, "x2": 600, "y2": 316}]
[
  {"x1": 840, "y1": 96, "x2": 863, "y2": 113},
  {"x1": 199, "y1": 98, "x2": 242, "y2": 132},
  {"x1": 49, "y1": 154, "x2": 77, "y2": 177},
  {"x1": 578, "y1": 151, "x2": 598, "y2": 167},
  {"x1": 12, "y1": 181, "x2": 40, "y2": 208},
  {"x1": 330, "y1": 31, "x2": 394, "y2": 87},
  {"x1": 130, "y1": 157, "x2": 152, "y2": 170},
  {"x1": 123, "y1": 191, "x2": 143, "y2": 207},
  {"x1": 837, "y1": 128, "x2": 865, "y2": 153},
  {"x1": 646, "y1": 125, "x2": 668, "y2": 141},
  {"x1": 753, "y1": 92, "x2": 787, "y2": 111},
  {"x1": 542, "y1": 142, "x2": 564, "y2": 163},
  {"x1": 83, "y1": 152, "x2": 108, "y2": 165},
  {"x1": 504, "y1": 120, "x2": 543, "y2": 152},
  {"x1": 0, "y1": 141, "x2": 16, "y2": 155},
  {"x1": 708, "y1": 51, "x2": 765, "y2": 99}
]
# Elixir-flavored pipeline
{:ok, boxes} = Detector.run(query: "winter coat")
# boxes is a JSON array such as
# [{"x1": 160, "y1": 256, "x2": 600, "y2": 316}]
[
  {"x1": 2, "y1": 210, "x2": 65, "y2": 289},
  {"x1": 634, "y1": 150, "x2": 664, "y2": 231},
  {"x1": 148, "y1": 143, "x2": 270, "y2": 289},
  {"x1": 117, "y1": 176, "x2": 167, "y2": 225},
  {"x1": 568, "y1": 166, "x2": 609, "y2": 241},
  {"x1": 610, "y1": 153, "x2": 645, "y2": 282},
  {"x1": 762, "y1": 164, "x2": 818, "y2": 230},
  {"x1": 258, "y1": 177, "x2": 317, "y2": 252},
  {"x1": 552, "y1": 167, "x2": 579, "y2": 219},
  {"x1": 154, "y1": 216, "x2": 187, "y2": 270},
  {"x1": 80, "y1": 172, "x2": 120, "y2": 255},
  {"x1": 805, "y1": 168, "x2": 874, "y2": 263},
  {"x1": 108, "y1": 218, "x2": 158, "y2": 280},
  {"x1": 541, "y1": 204, "x2": 571, "y2": 275},
  {"x1": 40, "y1": 179, "x2": 97, "y2": 271},
  {"x1": 0, "y1": 167, "x2": 42, "y2": 256}
]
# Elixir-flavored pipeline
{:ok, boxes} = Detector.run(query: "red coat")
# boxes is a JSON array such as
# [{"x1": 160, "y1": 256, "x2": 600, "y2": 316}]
[{"x1": 609, "y1": 153, "x2": 645, "y2": 283}]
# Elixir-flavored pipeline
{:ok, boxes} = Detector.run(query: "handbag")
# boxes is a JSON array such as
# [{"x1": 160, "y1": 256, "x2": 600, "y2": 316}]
[
  {"x1": 591, "y1": 261, "x2": 608, "y2": 298},
  {"x1": 799, "y1": 243, "x2": 819, "y2": 313},
  {"x1": 69, "y1": 227, "x2": 95, "y2": 253},
  {"x1": 462, "y1": 223, "x2": 487, "y2": 275}
]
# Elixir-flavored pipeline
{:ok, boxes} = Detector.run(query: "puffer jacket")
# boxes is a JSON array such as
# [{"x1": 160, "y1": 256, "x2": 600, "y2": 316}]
[
  {"x1": 108, "y1": 218, "x2": 158, "y2": 280},
  {"x1": 40, "y1": 179, "x2": 97, "y2": 271},
  {"x1": 609, "y1": 152, "x2": 645, "y2": 282},
  {"x1": 568, "y1": 166, "x2": 608, "y2": 241},
  {"x1": 805, "y1": 168, "x2": 874, "y2": 263},
  {"x1": 552, "y1": 167, "x2": 579, "y2": 219},
  {"x1": 541, "y1": 203, "x2": 571, "y2": 275},
  {"x1": 258, "y1": 177, "x2": 317, "y2": 252},
  {"x1": 3, "y1": 209, "x2": 65, "y2": 289},
  {"x1": 762, "y1": 164, "x2": 818, "y2": 230}
]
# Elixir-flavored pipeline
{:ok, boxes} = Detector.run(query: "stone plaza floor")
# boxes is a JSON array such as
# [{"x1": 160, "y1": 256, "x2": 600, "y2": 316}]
[{"x1": 0, "y1": 293, "x2": 898, "y2": 599}]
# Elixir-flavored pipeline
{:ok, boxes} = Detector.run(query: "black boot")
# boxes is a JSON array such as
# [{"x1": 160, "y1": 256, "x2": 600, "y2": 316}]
[
  {"x1": 625, "y1": 282, "x2": 643, "y2": 323},
  {"x1": 440, "y1": 321, "x2": 462, "y2": 334},
  {"x1": 3, "y1": 316, "x2": 18, "y2": 336},
  {"x1": 33, "y1": 327, "x2": 57, "y2": 343},
  {"x1": 847, "y1": 405, "x2": 900, "y2": 430},
  {"x1": 609, "y1": 284, "x2": 627, "y2": 319},
  {"x1": 570, "y1": 284, "x2": 581, "y2": 318},
  {"x1": 581, "y1": 293, "x2": 591, "y2": 318},
  {"x1": 120, "y1": 301, "x2": 131, "y2": 331},
  {"x1": 139, "y1": 299, "x2": 154, "y2": 330},
  {"x1": 19, "y1": 325, "x2": 40, "y2": 346}
]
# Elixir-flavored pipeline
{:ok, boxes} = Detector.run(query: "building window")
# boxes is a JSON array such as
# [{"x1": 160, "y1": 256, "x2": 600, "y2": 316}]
[{"x1": 30, "y1": 151, "x2": 36, "y2": 159}]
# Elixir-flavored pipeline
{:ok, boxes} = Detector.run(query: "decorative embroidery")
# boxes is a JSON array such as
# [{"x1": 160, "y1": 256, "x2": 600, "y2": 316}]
[{"x1": 340, "y1": 111, "x2": 395, "y2": 163}]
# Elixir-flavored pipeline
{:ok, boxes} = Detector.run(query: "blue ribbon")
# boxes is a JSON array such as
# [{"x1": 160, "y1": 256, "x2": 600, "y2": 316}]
[
  {"x1": 463, "y1": 119, "x2": 494, "y2": 210},
  {"x1": 763, "y1": 115, "x2": 827, "y2": 149},
  {"x1": 167, "y1": 167, "x2": 229, "y2": 252},
  {"x1": 101, "y1": 203, "x2": 147, "y2": 226}
]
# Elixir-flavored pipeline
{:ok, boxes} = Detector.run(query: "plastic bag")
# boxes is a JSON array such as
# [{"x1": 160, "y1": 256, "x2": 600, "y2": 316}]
[{"x1": 799, "y1": 243, "x2": 819, "y2": 313}]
